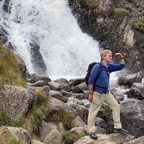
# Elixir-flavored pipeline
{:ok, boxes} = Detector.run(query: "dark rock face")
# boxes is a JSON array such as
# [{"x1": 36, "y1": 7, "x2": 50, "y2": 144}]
[
  {"x1": 30, "y1": 42, "x2": 46, "y2": 74},
  {"x1": 68, "y1": 0, "x2": 144, "y2": 72},
  {"x1": 121, "y1": 99, "x2": 144, "y2": 138}
]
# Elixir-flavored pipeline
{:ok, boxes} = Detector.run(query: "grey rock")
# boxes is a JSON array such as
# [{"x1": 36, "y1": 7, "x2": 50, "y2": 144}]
[
  {"x1": 60, "y1": 90, "x2": 72, "y2": 97},
  {"x1": 0, "y1": 85, "x2": 36, "y2": 120},
  {"x1": 121, "y1": 99, "x2": 144, "y2": 137},
  {"x1": 70, "y1": 127, "x2": 86, "y2": 137},
  {"x1": 30, "y1": 80, "x2": 47, "y2": 87},
  {"x1": 73, "y1": 116, "x2": 86, "y2": 127},
  {"x1": 124, "y1": 136, "x2": 144, "y2": 144},
  {"x1": 48, "y1": 82, "x2": 61, "y2": 91},
  {"x1": 54, "y1": 78, "x2": 69, "y2": 84},
  {"x1": 32, "y1": 74, "x2": 51, "y2": 83},
  {"x1": 59, "y1": 83, "x2": 71, "y2": 92},
  {"x1": 39, "y1": 121, "x2": 57, "y2": 141},
  {"x1": 118, "y1": 72, "x2": 144, "y2": 88},
  {"x1": 69, "y1": 78, "x2": 85, "y2": 86},
  {"x1": 32, "y1": 140, "x2": 44, "y2": 144},
  {"x1": 127, "y1": 83, "x2": 144, "y2": 100},
  {"x1": 44, "y1": 129, "x2": 62, "y2": 144}
]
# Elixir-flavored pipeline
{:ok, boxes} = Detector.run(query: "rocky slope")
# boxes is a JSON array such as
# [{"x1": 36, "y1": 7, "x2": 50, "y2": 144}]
[{"x1": 68, "y1": 0, "x2": 144, "y2": 72}]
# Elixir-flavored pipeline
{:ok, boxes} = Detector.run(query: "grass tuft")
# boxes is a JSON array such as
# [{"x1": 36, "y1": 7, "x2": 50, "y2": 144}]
[
  {"x1": 135, "y1": 16, "x2": 144, "y2": 33},
  {"x1": 114, "y1": 8, "x2": 129, "y2": 15},
  {"x1": 0, "y1": 44, "x2": 26, "y2": 87}
]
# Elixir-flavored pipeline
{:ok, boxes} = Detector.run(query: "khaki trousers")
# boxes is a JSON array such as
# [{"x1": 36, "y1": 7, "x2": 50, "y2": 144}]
[{"x1": 88, "y1": 92, "x2": 122, "y2": 133}]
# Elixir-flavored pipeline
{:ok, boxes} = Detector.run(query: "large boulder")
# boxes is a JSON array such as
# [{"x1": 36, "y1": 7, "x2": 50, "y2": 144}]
[
  {"x1": 72, "y1": 116, "x2": 86, "y2": 127},
  {"x1": 47, "y1": 97, "x2": 77, "y2": 121},
  {"x1": 121, "y1": 99, "x2": 144, "y2": 137},
  {"x1": 39, "y1": 121, "x2": 57, "y2": 141},
  {"x1": 59, "y1": 83, "x2": 72, "y2": 92},
  {"x1": 0, "y1": 127, "x2": 31, "y2": 144},
  {"x1": 30, "y1": 80, "x2": 47, "y2": 87},
  {"x1": 0, "y1": 85, "x2": 36, "y2": 120},
  {"x1": 70, "y1": 127, "x2": 86, "y2": 137},
  {"x1": 54, "y1": 78, "x2": 69, "y2": 84},
  {"x1": 127, "y1": 83, "x2": 144, "y2": 100},
  {"x1": 74, "y1": 133, "x2": 134, "y2": 144},
  {"x1": 69, "y1": 78, "x2": 85, "y2": 86},
  {"x1": 44, "y1": 129, "x2": 62, "y2": 144},
  {"x1": 117, "y1": 72, "x2": 144, "y2": 88}
]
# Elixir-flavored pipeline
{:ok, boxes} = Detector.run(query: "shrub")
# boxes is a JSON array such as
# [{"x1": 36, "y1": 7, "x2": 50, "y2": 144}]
[
  {"x1": 135, "y1": 16, "x2": 144, "y2": 33},
  {"x1": 114, "y1": 8, "x2": 129, "y2": 15}
]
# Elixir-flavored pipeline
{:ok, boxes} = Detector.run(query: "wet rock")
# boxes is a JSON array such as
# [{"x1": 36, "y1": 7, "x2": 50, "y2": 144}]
[
  {"x1": 127, "y1": 83, "x2": 144, "y2": 100},
  {"x1": 0, "y1": 85, "x2": 36, "y2": 120},
  {"x1": 31, "y1": 74, "x2": 51, "y2": 83},
  {"x1": 0, "y1": 25, "x2": 8, "y2": 44},
  {"x1": 30, "y1": 41, "x2": 46, "y2": 74},
  {"x1": 44, "y1": 129, "x2": 62, "y2": 144},
  {"x1": 59, "y1": 83, "x2": 71, "y2": 92},
  {"x1": 60, "y1": 90, "x2": 72, "y2": 97},
  {"x1": 76, "y1": 83, "x2": 88, "y2": 90},
  {"x1": 30, "y1": 80, "x2": 47, "y2": 87},
  {"x1": 70, "y1": 127, "x2": 86, "y2": 137},
  {"x1": 39, "y1": 121, "x2": 57, "y2": 141},
  {"x1": 54, "y1": 78, "x2": 69, "y2": 84},
  {"x1": 118, "y1": 72, "x2": 144, "y2": 88},
  {"x1": 3, "y1": 0, "x2": 11, "y2": 13},
  {"x1": 72, "y1": 86, "x2": 84, "y2": 93},
  {"x1": 121, "y1": 99, "x2": 144, "y2": 137},
  {"x1": 69, "y1": 78, "x2": 85, "y2": 86},
  {"x1": 49, "y1": 90, "x2": 68, "y2": 102},
  {"x1": 72, "y1": 93, "x2": 85, "y2": 100},
  {"x1": 74, "y1": 133, "x2": 134, "y2": 144},
  {"x1": 48, "y1": 82, "x2": 61, "y2": 91}
]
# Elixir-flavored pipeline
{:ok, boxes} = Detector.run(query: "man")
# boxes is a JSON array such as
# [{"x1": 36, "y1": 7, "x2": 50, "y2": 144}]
[{"x1": 88, "y1": 49, "x2": 129, "y2": 139}]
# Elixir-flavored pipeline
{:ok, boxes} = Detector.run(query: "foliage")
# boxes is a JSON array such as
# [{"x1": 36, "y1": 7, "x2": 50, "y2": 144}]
[
  {"x1": 0, "y1": 127, "x2": 24, "y2": 144},
  {"x1": 61, "y1": 131, "x2": 80, "y2": 144},
  {"x1": 0, "y1": 110, "x2": 13, "y2": 126},
  {"x1": 135, "y1": 16, "x2": 144, "y2": 33},
  {"x1": 114, "y1": 8, "x2": 129, "y2": 15},
  {"x1": 57, "y1": 110, "x2": 75, "y2": 130},
  {"x1": 0, "y1": 44, "x2": 26, "y2": 87}
]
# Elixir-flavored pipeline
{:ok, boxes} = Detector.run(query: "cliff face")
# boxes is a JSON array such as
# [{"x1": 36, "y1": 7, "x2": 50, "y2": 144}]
[{"x1": 68, "y1": 0, "x2": 144, "y2": 72}]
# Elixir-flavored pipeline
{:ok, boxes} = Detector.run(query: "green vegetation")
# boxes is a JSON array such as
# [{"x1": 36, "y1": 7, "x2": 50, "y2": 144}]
[
  {"x1": 135, "y1": 16, "x2": 144, "y2": 33},
  {"x1": 79, "y1": 0, "x2": 95, "y2": 9},
  {"x1": 61, "y1": 131, "x2": 81, "y2": 144},
  {"x1": 57, "y1": 110, "x2": 75, "y2": 130},
  {"x1": 15, "y1": 91, "x2": 48, "y2": 135},
  {"x1": 0, "y1": 44, "x2": 26, "y2": 87},
  {"x1": 114, "y1": 8, "x2": 129, "y2": 15},
  {"x1": 0, "y1": 127, "x2": 24, "y2": 144}
]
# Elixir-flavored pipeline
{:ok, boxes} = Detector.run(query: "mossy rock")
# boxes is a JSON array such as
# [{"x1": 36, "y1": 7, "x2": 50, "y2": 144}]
[
  {"x1": 0, "y1": 44, "x2": 26, "y2": 87},
  {"x1": 114, "y1": 8, "x2": 129, "y2": 15},
  {"x1": 135, "y1": 16, "x2": 144, "y2": 33}
]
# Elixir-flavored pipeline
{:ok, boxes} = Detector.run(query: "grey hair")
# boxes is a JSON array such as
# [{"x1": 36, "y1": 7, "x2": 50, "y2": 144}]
[{"x1": 100, "y1": 50, "x2": 112, "y2": 59}]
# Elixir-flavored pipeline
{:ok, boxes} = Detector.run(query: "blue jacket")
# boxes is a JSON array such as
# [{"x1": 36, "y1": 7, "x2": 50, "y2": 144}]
[{"x1": 88, "y1": 62, "x2": 125, "y2": 94}]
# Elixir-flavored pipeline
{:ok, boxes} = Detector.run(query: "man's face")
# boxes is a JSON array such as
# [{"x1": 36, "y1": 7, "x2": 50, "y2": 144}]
[{"x1": 104, "y1": 53, "x2": 112, "y2": 63}]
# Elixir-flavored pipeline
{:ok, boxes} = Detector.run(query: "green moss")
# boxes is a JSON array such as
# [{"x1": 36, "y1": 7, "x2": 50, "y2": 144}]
[
  {"x1": 14, "y1": 91, "x2": 48, "y2": 135},
  {"x1": 135, "y1": 16, "x2": 144, "y2": 33},
  {"x1": 57, "y1": 110, "x2": 75, "y2": 130},
  {"x1": 114, "y1": 8, "x2": 129, "y2": 15},
  {"x1": 0, "y1": 110, "x2": 13, "y2": 126},
  {"x1": 0, "y1": 44, "x2": 26, "y2": 87},
  {"x1": 0, "y1": 127, "x2": 24, "y2": 144},
  {"x1": 61, "y1": 131, "x2": 81, "y2": 144}
]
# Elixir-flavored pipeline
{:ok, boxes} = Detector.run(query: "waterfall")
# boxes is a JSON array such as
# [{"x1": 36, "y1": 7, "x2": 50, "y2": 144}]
[{"x1": 0, "y1": 0, "x2": 100, "y2": 79}]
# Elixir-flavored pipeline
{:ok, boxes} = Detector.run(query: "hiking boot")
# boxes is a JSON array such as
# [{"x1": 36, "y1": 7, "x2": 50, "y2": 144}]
[
  {"x1": 114, "y1": 128, "x2": 129, "y2": 135},
  {"x1": 89, "y1": 132, "x2": 98, "y2": 139}
]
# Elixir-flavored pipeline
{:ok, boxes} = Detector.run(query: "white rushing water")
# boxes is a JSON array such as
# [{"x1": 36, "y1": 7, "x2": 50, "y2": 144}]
[{"x1": 0, "y1": 0, "x2": 100, "y2": 79}]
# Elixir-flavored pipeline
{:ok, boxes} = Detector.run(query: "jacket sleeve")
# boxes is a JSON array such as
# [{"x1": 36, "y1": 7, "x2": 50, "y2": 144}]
[
  {"x1": 88, "y1": 64, "x2": 100, "y2": 85},
  {"x1": 109, "y1": 64, "x2": 125, "y2": 73}
]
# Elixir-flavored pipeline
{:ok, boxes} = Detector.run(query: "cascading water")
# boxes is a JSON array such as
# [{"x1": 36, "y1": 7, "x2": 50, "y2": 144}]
[{"x1": 0, "y1": 0, "x2": 100, "y2": 79}]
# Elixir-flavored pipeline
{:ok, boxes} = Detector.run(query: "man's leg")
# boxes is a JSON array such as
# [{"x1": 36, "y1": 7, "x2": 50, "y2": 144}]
[
  {"x1": 88, "y1": 92, "x2": 103, "y2": 133},
  {"x1": 105, "y1": 93, "x2": 129, "y2": 134}
]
